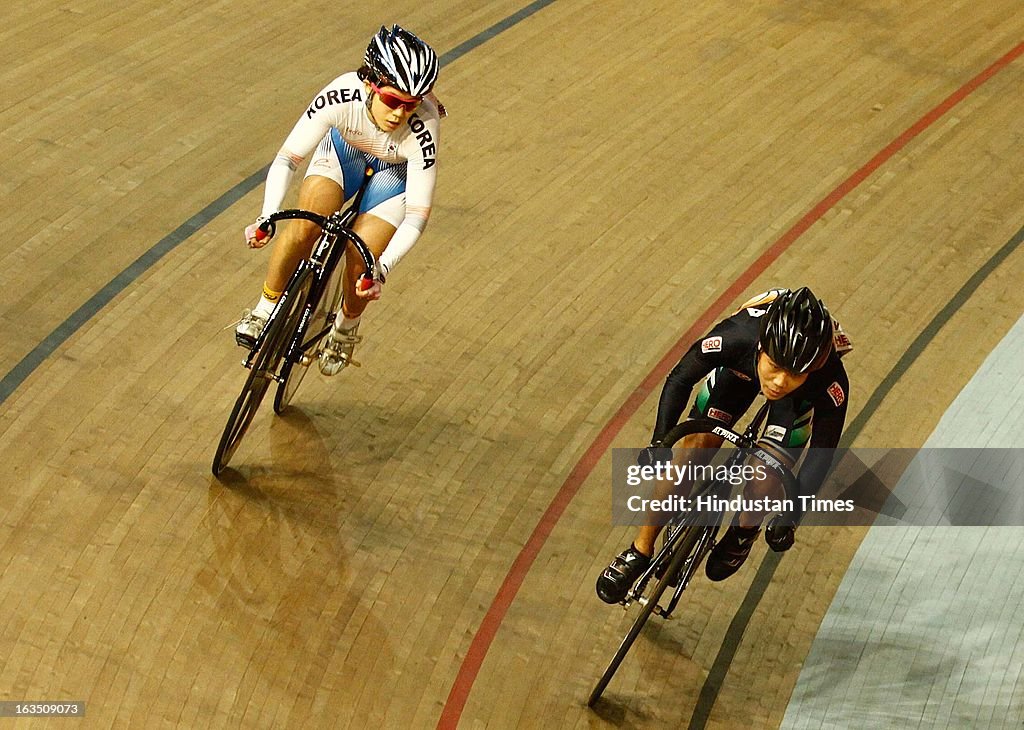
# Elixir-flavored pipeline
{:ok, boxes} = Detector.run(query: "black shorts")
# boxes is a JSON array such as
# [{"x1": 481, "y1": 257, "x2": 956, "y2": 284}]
[{"x1": 687, "y1": 367, "x2": 814, "y2": 462}]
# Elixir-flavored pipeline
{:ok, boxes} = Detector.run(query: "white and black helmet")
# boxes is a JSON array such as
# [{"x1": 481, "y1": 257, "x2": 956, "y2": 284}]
[
  {"x1": 364, "y1": 25, "x2": 439, "y2": 97},
  {"x1": 758, "y1": 287, "x2": 834, "y2": 374}
]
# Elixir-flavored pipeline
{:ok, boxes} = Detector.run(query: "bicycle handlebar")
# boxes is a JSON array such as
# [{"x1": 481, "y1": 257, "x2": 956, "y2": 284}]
[
  {"x1": 655, "y1": 417, "x2": 801, "y2": 506},
  {"x1": 256, "y1": 209, "x2": 380, "y2": 286}
]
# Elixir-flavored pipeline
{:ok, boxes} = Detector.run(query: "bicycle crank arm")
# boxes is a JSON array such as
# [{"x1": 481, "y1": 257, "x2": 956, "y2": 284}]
[
  {"x1": 242, "y1": 369, "x2": 284, "y2": 383},
  {"x1": 634, "y1": 594, "x2": 674, "y2": 619}
]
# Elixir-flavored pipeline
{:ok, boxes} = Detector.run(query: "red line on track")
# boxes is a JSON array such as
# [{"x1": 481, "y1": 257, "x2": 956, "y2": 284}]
[{"x1": 437, "y1": 40, "x2": 1024, "y2": 728}]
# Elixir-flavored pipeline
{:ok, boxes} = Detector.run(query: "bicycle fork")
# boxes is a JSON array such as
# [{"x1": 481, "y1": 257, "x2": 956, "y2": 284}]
[
  {"x1": 653, "y1": 526, "x2": 718, "y2": 619},
  {"x1": 624, "y1": 520, "x2": 720, "y2": 617}
]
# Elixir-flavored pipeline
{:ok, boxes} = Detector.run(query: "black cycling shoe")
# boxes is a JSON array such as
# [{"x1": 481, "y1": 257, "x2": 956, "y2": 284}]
[
  {"x1": 765, "y1": 518, "x2": 796, "y2": 553},
  {"x1": 705, "y1": 525, "x2": 760, "y2": 582},
  {"x1": 596, "y1": 544, "x2": 651, "y2": 604}
]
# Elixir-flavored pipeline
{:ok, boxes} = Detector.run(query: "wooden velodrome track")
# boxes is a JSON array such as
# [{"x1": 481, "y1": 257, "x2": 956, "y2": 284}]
[{"x1": 2, "y1": 1, "x2": 1022, "y2": 727}]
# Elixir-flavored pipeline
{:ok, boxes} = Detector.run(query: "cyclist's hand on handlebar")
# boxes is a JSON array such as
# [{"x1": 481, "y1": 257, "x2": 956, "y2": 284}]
[
  {"x1": 245, "y1": 216, "x2": 273, "y2": 248},
  {"x1": 355, "y1": 275, "x2": 382, "y2": 300},
  {"x1": 765, "y1": 516, "x2": 796, "y2": 552}
]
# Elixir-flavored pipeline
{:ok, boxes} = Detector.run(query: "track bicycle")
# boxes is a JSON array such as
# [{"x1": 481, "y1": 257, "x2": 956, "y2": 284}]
[
  {"x1": 588, "y1": 400, "x2": 800, "y2": 706},
  {"x1": 212, "y1": 168, "x2": 379, "y2": 476}
]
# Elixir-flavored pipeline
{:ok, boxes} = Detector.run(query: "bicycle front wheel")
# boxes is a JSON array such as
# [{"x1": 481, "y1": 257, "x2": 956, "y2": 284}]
[
  {"x1": 588, "y1": 523, "x2": 707, "y2": 706},
  {"x1": 274, "y1": 267, "x2": 327, "y2": 414},
  {"x1": 212, "y1": 269, "x2": 312, "y2": 475}
]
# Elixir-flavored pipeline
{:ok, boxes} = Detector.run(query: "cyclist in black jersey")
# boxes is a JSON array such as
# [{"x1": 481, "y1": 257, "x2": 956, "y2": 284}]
[{"x1": 597, "y1": 287, "x2": 853, "y2": 603}]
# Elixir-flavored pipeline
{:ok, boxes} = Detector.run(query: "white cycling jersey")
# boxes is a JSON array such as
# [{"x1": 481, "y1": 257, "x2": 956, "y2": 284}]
[{"x1": 261, "y1": 71, "x2": 441, "y2": 274}]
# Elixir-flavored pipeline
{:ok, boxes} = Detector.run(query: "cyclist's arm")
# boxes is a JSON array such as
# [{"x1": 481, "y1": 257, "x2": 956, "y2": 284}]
[
  {"x1": 653, "y1": 355, "x2": 704, "y2": 442},
  {"x1": 795, "y1": 380, "x2": 849, "y2": 500},
  {"x1": 259, "y1": 82, "x2": 343, "y2": 218},
  {"x1": 377, "y1": 111, "x2": 440, "y2": 276},
  {"x1": 260, "y1": 148, "x2": 309, "y2": 219},
  {"x1": 652, "y1": 334, "x2": 734, "y2": 442}
]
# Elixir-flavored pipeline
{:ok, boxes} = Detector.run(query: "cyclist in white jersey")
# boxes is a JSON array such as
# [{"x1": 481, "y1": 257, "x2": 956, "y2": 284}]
[{"x1": 235, "y1": 25, "x2": 443, "y2": 375}]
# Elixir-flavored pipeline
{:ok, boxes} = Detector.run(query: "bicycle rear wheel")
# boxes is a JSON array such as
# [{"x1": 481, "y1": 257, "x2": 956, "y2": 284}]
[
  {"x1": 588, "y1": 523, "x2": 707, "y2": 706},
  {"x1": 212, "y1": 269, "x2": 311, "y2": 475},
  {"x1": 274, "y1": 267, "x2": 329, "y2": 414}
]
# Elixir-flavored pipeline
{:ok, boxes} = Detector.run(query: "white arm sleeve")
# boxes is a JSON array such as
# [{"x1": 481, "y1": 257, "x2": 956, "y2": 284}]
[
  {"x1": 259, "y1": 79, "x2": 345, "y2": 217},
  {"x1": 378, "y1": 113, "x2": 440, "y2": 274},
  {"x1": 378, "y1": 210, "x2": 429, "y2": 275},
  {"x1": 260, "y1": 152, "x2": 302, "y2": 218}
]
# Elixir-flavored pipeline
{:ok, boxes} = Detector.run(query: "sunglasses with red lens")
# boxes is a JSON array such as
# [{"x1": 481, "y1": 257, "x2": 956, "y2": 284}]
[{"x1": 370, "y1": 83, "x2": 422, "y2": 112}]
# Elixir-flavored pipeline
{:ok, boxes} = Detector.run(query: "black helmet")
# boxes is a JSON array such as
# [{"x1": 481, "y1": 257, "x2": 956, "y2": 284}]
[
  {"x1": 364, "y1": 25, "x2": 439, "y2": 96},
  {"x1": 758, "y1": 287, "x2": 833, "y2": 373}
]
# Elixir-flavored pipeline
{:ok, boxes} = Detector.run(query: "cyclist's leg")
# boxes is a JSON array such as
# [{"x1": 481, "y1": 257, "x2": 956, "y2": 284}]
[
  {"x1": 340, "y1": 211, "x2": 396, "y2": 319},
  {"x1": 319, "y1": 158, "x2": 406, "y2": 374},
  {"x1": 342, "y1": 155, "x2": 408, "y2": 313},
  {"x1": 236, "y1": 175, "x2": 342, "y2": 346},
  {"x1": 597, "y1": 369, "x2": 756, "y2": 603},
  {"x1": 633, "y1": 368, "x2": 759, "y2": 554},
  {"x1": 270, "y1": 131, "x2": 356, "y2": 294},
  {"x1": 737, "y1": 398, "x2": 810, "y2": 526},
  {"x1": 705, "y1": 399, "x2": 811, "y2": 580},
  {"x1": 236, "y1": 132, "x2": 346, "y2": 347},
  {"x1": 264, "y1": 175, "x2": 344, "y2": 291},
  {"x1": 633, "y1": 431, "x2": 724, "y2": 557}
]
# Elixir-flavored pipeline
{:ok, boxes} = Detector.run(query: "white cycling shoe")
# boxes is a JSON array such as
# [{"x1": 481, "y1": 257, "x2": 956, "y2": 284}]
[
  {"x1": 235, "y1": 309, "x2": 268, "y2": 349},
  {"x1": 318, "y1": 322, "x2": 361, "y2": 375}
]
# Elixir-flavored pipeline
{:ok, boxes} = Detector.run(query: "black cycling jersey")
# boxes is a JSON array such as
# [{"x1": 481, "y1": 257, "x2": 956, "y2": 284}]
[{"x1": 653, "y1": 301, "x2": 851, "y2": 503}]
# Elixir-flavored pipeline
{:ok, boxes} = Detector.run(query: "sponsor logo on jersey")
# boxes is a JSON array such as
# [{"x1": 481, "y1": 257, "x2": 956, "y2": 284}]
[
  {"x1": 707, "y1": 407, "x2": 733, "y2": 424},
  {"x1": 827, "y1": 381, "x2": 845, "y2": 407},
  {"x1": 728, "y1": 368, "x2": 752, "y2": 381},
  {"x1": 407, "y1": 114, "x2": 436, "y2": 169},
  {"x1": 306, "y1": 88, "x2": 364, "y2": 118},
  {"x1": 833, "y1": 324, "x2": 853, "y2": 352},
  {"x1": 701, "y1": 336, "x2": 723, "y2": 353},
  {"x1": 764, "y1": 425, "x2": 787, "y2": 443}
]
